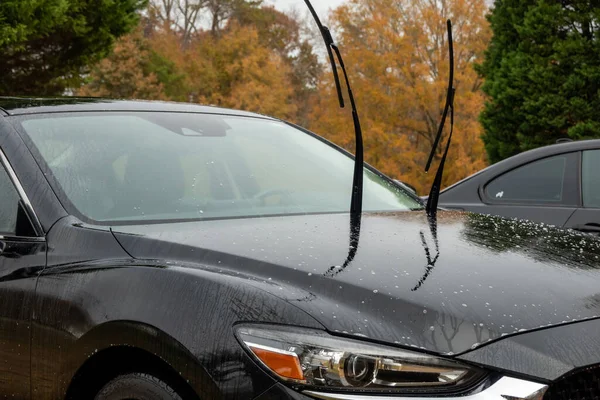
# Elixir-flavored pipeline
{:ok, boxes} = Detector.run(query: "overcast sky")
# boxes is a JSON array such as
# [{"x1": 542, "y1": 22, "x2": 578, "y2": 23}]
[
  {"x1": 265, "y1": 0, "x2": 346, "y2": 16},
  {"x1": 266, "y1": 0, "x2": 492, "y2": 18}
]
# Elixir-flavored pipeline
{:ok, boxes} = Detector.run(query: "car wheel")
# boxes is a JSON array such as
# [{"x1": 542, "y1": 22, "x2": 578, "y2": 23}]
[{"x1": 94, "y1": 372, "x2": 184, "y2": 400}]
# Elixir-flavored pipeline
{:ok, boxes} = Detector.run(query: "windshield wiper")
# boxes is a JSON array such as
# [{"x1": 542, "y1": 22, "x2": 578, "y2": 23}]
[
  {"x1": 425, "y1": 20, "x2": 455, "y2": 218},
  {"x1": 303, "y1": 0, "x2": 364, "y2": 215}
]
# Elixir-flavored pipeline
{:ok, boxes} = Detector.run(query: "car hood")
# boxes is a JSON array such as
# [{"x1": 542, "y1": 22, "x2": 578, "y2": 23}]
[{"x1": 112, "y1": 211, "x2": 600, "y2": 355}]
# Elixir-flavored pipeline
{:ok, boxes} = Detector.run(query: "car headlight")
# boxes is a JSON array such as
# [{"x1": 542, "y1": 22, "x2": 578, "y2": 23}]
[{"x1": 235, "y1": 325, "x2": 487, "y2": 394}]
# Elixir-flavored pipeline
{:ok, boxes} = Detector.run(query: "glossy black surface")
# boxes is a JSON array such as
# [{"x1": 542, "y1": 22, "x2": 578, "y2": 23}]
[
  {"x1": 460, "y1": 317, "x2": 600, "y2": 381},
  {"x1": 113, "y1": 211, "x2": 600, "y2": 357},
  {"x1": 0, "y1": 96, "x2": 273, "y2": 118},
  {"x1": 1, "y1": 99, "x2": 600, "y2": 399},
  {"x1": 254, "y1": 383, "x2": 313, "y2": 399},
  {"x1": 437, "y1": 139, "x2": 600, "y2": 231},
  {"x1": 0, "y1": 238, "x2": 46, "y2": 398},
  {"x1": 31, "y1": 218, "x2": 319, "y2": 399}
]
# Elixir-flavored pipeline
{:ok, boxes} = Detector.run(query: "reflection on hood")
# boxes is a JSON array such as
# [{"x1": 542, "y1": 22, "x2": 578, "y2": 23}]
[{"x1": 113, "y1": 210, "x2": 600, "y2": 354}]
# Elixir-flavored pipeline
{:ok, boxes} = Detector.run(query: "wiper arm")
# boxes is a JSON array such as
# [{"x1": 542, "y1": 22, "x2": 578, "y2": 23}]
[
  {"x1": 425, "y1": 20, "x2": 455, "y2": 217},
  {"x1": 303, "y1": 0, "x2": 364, "y2": 215},
  {"x1": 303, "y1": 1, "x2": 345, "y2": 108}
]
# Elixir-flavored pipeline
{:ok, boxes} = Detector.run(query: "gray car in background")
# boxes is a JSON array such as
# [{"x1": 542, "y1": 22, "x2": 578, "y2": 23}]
[{"x1": 438, "y1": 139, "x2": 600, "y2": 234}]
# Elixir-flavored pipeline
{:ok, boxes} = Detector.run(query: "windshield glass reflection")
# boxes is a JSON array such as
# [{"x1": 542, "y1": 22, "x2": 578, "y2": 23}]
[{"x1": 19, "y1": 113, "x2": 421, "y2": 224}]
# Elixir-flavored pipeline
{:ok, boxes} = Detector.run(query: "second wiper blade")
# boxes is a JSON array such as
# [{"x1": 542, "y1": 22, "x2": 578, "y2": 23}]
[
  {"x1": 425, "y1": 20, "x2": 455, "y2": 174},
  {"x1": 425, "y1": 20, "x2": 455, "y2": 217}
]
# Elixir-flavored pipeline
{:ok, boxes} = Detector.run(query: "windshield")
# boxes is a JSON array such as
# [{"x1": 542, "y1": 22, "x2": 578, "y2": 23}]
[{"x1": 18, "y1": 112, "x2": 421, "y2": 223}]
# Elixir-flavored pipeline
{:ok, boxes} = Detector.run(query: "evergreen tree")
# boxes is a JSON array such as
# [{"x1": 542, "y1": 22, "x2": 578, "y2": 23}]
[
  {"x1": 480, "y1": 0, "x2": 600, "y2": 163},
  {"x1": 0, "y1": 0, "x2": 145, "y2": 95}
]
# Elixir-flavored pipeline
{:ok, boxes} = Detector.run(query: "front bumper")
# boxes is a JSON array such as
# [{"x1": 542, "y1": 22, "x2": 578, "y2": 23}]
[{"x1": 255, "y1": 377, "x2": 547, "y2": 400}]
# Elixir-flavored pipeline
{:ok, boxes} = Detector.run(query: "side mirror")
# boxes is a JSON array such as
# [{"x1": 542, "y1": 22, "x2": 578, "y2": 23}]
[{"x1": 393, "y1": 180, "x2": 417, "y2": 195}]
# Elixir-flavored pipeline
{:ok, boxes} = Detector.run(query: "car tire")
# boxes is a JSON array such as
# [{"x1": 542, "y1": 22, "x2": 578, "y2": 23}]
[{"x1": 94, "y1": 372, "x2": 184, "y2": 400}]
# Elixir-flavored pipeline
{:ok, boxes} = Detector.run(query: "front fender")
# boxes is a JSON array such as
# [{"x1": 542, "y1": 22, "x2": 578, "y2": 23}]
[
  {"x1": 31, "y1": 260, "x2": 323, "y2": 400},
  {"x1": 64, "y1": 320, "x2": 218, "y2": 398}
]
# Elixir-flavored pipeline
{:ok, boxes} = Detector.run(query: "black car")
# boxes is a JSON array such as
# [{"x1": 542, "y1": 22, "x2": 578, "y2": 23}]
[
  {"x1": 437, "y1": 139, "x2": 600, "y2": 234},
  {"x1": 0, "y1": 97, "x2": 599, "y2": 400}
]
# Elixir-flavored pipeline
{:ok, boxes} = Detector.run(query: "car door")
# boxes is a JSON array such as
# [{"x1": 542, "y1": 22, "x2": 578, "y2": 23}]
[
  {"x1": 565, "y1": 149, "x2": 600, "y2": 235},
  {"x1": 0, "y1": 148, "x2": 46, "y2": 398},
  {"x1": 473, "y1": 152, "x2": 579, "y2": 227}
]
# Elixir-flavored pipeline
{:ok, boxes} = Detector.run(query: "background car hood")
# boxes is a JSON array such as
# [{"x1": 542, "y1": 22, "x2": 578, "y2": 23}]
[{"x1": 112, "y1": 211, "x2": 600, "y2": 355}]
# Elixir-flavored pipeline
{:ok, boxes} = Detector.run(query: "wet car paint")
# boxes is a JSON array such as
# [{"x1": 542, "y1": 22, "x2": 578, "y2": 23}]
[
  {"x1": 459, "y1": 317, "x2": 600, "y2": 381},
  {"x1": 0, "y1": 97, "x2": 272, "y2": 119},
  {"x1": 254, "y1": 383, "x2": 315, "y2": 399},
  {"x1": 0, "y1": 239, "x2": 46, "y2": 398},
  {"x1": 113, "y1": 211, "x2": 600, "y2": 358},
  {"x1": 30, "y1": 217, "x2": 322, "y2": 399},
  {"x1": 1, "y1": 99, "x2": 599, "y2": 398}
]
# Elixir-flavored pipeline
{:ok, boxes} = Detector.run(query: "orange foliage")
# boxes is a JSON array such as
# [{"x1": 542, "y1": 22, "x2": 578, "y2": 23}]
[
  {"x1": 307, "y1": 0, "x2": 491, "y2": 194},
  {"x1": 80, "y1": 0, "x2": 490, "y2": 194},
  {"x1": 190, "y1": 23, "x2": 297, "y2": 120},
  {"x1": 79, "y1": 31, "x2": 165, "y2": 100},
  {"x1": 85, "y1": 22, "x2": 298, "y2": 121}
]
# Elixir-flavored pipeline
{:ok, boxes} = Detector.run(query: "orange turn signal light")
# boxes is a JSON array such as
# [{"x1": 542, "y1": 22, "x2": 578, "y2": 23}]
[{"x1": 248, "y1": 343, "x2": 305, "y2": 381}]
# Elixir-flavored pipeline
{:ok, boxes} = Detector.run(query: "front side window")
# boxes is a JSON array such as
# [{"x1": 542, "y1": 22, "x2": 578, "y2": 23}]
[
  {"x1": 18, "y1": 112, "x2": 421, "y2": 224},
  {"x1": 0, "y1": 159, "x2": 21, "y2": 235},
  {"x1": 484, "y1": 155, "x2": 568, "y2": 204},
  {"x1": 582, "y1": 150, "x2": 600, "y2": 208}
]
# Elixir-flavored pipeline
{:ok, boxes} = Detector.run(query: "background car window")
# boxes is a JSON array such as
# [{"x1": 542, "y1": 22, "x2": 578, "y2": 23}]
[
  {"x1": 484, "y1": 156, "x2": 567, "y2": 203},
  {"x1": 582, "y1": 150, "x2": 600, "y2": 208},
  {"x1": 0, "y1": 162, "x2": 20, "y2": 234},
  {"x1": 19, "y1": 113, "x2": 421, "y2": 223}
]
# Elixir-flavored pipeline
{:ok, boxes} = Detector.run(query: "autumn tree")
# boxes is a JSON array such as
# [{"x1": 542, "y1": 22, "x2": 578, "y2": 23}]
[
  {"x1": 0, "y1": 0, "x2": 145, "y2": 95},
  {"x1": 235, "y1": 6, "x2": 321, "y2": 124},
  {"x1": 147, "y1": 0, "x2": 262, "y2": 44},
  {"x1": 78, "y1": 30, "x2": 167, "y2": 100},
  {"x1": 159, "y1": 23, "x2": 297, "y2": 119},
  {"x1": 308, "y1": 0, "x2": 491, "y2": 194},
  {"x1": 479, "y1": 0, "x2": 600, "y2": 163},
  {"x1": 148, "y1": 0, "x2": 207, "y2": 45},
  {"x1": 206, "y1": 0, "x2": 262, "y2": 35}
]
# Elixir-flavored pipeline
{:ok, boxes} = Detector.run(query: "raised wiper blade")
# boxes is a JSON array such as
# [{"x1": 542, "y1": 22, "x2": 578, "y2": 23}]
[
  {"x1": 303, "y1": 0, "x2": 364, "y2": 214},
  {"x1": 303, "y1": 1, "x2": 345, "y2": 108},
  {"x1": 425, "y1": 20, "x2": 455, "y2": 217},
  {"x1": 425, "y1": 20, "x2": 455, "y2": 174}
]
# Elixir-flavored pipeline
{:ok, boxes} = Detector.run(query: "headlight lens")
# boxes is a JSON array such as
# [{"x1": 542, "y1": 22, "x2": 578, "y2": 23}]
[{"x1": 236, "y1": 325, "x2": 486, "y2": 394}]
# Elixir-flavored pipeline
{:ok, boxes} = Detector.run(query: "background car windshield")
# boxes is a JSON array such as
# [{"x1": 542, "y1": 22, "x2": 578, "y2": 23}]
[{"x1": 19, "y1": 112, "x2": 421, "y2": 223}]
